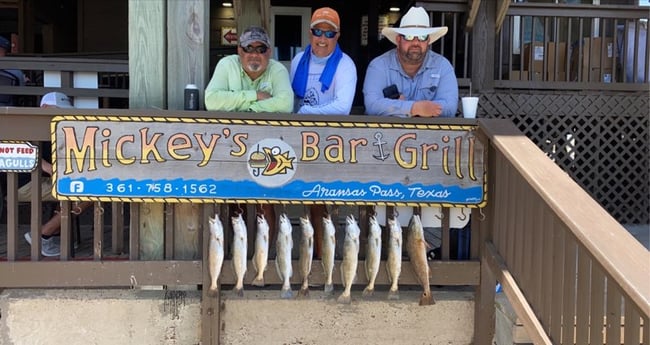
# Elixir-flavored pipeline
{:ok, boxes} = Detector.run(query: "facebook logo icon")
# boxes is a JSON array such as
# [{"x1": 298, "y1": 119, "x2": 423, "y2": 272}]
[{"x1": 70, "y1": 181, "x2": 84, "y2": 193}]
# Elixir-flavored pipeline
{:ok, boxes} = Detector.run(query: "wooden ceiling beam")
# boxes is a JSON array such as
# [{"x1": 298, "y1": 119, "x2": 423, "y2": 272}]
[
  {"x1": 495, "y1": 0, "x2": 511, "y2": 34},
  {"x1": 465, "y1": 0, "x2": 481, "y2": 31}
]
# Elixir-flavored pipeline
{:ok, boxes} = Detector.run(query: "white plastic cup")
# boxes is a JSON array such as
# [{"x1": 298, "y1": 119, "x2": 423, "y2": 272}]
[{"x1": 461, "y1": 96, "x2": 479, "y2": 118}]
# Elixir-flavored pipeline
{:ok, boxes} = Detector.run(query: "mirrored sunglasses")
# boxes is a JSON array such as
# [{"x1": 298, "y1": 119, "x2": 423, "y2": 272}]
[
  {"x1": 242, "y1": 45, "x2": 268, "y2": 54},
  {"x1": 401, "y1": 34, "x2": 429, "y2": 42},
  {"x1": 311, "y1": 28, "x2": 337, "y2": 39}
]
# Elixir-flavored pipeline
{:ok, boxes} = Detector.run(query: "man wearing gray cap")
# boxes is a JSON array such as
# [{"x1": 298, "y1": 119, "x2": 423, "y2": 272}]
[
  {"x1": 204, "y1": 26, "x2": 293, "y2": 112},
  {"x1": 204, "y1": 26, "x2": 293, "y2": 250}
]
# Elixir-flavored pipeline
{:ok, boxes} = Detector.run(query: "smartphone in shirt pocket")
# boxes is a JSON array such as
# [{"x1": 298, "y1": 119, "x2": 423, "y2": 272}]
[{"x1": 382, "y1": 84, "x2": 400, "y2": 99}]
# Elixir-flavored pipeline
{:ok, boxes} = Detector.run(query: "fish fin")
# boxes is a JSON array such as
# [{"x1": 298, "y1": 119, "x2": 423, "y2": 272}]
[
  {"x1": 362, "y1": 287, "x2": 374, "y2": 297},
  {"x1": 280, "y1": 288, "x2": 294, "y2": 299},
  {"x1": 387, "y1": 290, "x2": 400, "y2": 300},
  {"x1": 324, "y1": 283, "x2": 334, "y2": 294},
  {"x1": 419, "y1": 292, "x2": 435, "y2": 306},
  {"x1": 233, "y1": 287, "x2": 244, "y2": 298},
  {"x1": 252, "y1": 255, "x2": 258, "y2": 272}
]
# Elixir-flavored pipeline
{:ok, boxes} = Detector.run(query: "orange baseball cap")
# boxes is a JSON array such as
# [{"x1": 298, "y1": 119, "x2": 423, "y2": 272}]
[{"x1": 310, "y1": 7, "x2": 340, "y2": 31}]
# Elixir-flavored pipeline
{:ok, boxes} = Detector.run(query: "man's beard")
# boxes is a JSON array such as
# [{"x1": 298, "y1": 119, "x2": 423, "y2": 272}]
[
  {"x1": 246, "y1": 62, "x2": 262, "y2": 72},
  {"x1": 402, "y1": 47, "x2": 425, "y2": 64}
]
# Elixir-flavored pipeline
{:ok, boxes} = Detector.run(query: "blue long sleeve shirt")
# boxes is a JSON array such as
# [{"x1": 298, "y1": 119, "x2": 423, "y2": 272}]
[{"x1": 363, "y1": 49, "x2": 458, "y2": 117}]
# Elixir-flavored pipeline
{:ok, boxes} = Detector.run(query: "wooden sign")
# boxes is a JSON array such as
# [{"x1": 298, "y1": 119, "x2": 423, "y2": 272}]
[
  {"x1": 0, "y1": 141, "x2": 39, "y2": 172},
  {"x1": 51, "y1": 116, "x2": 487, "y2": 207}
]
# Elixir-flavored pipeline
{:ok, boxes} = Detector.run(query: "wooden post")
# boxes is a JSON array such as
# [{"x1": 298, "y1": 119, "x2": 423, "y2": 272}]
[
  {"x1": 234, "y1": 0, "x2": 270, "y2": 32},
  {"x1": 128, "y1": 0, "x2": 166, "y2": 260},
  {"x1": 167, "y1": 0, "x2": 209, "y2": 260},
  {"x1": 470, "y1": 0, "x2": 495, "y2": 93}
]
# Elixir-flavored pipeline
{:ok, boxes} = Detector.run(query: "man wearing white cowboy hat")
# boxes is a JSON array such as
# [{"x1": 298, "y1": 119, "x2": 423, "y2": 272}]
[{"x1": 363, "y1": 6, "x2": 458, "y2": 117}]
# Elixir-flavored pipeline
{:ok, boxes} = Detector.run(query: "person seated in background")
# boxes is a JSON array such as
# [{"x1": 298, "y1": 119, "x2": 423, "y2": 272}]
[
  {"x1": 204, "y1": 26, "x2": 294, "y2": 245},
  {"x1": 23, "y1": 92, "x2": 92, "y2": 257},
  {"x1": 0, "y1": 35, "x2": 26, "y2": 107}
]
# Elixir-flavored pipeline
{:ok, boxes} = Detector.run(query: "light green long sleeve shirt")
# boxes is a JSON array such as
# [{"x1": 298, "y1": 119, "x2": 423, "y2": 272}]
[{"x1": 204, "y1": 55, "x2": 294, "y2": 113}]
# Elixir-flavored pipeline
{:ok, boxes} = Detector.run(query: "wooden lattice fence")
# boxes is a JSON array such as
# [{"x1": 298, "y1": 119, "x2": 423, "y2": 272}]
[{"x1": 475, "y1": 91, "x2": 649, "y2": 224}]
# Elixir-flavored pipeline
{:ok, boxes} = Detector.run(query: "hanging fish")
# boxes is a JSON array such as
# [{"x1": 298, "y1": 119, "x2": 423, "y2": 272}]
[
  {"x1": 386, "y1": 216, "x2": 402, "y2": 300},
  {"x1": 298, "y1": 215, "x2": 314, "y2": 297},
  {"x1": 338, "y1": 215, "x2": 360, "y2": 304},
  {"x1": 407, "y1": 214, "x2": 435, "y2": 306},
  {"x1": 231, "y1": 213, "x2": 247, "y2": 297},
  {"x1": 208, "y1": 213, "x2": 224, "y2": 296},
  {"x1": 363, "y1": 215, "x2": 382, "y2": 297},
  {"x1": 321, "y1": 214, "x2": 336, "y2": 294},
  {"x1": 252, "y1": 214, "x2": 270, "y2": 287},
  {"x1": 276, "y1": 213, "x2": 294, "y2": 299}
]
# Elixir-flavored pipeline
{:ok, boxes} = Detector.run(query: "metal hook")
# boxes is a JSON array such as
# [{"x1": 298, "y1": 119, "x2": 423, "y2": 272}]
[
  {"x1": 96, "y1": 202, "x2": 105, "y2": 215},
  {"x1": 479, "y1": 207, "x2": 486, "y2": 221},
  {"x1": 71, "y1": 202, "x2": 82, "y2": 215},
  {"x1": 392, "y1": 208, "x2": 400, "y2": 219},
  {"x1": 458, "y1": 208, "x2": 467, "y2": 221},
  {"x1": 257, "y1": 204, "x2": 266, "y2": 217},
  {"x1": 371, "y1": 205, "x2": 377, "y2": 217},
  {"x1": 236, "y1": 203, "x2": 244, "y2": 215},
  {"x1": 435, "y1": 211, "x2": 444, "y2": 220}
]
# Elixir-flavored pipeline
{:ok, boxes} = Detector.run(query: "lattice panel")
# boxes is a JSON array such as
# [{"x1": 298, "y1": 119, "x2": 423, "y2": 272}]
[{"x1": 477, "y1": 91, "x2": 649, "y2": 224}]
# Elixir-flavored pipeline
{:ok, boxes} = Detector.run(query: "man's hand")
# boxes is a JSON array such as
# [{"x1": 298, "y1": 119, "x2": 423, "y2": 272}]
[
  {"x1": 410, "y1": 100, "x2": 442, "y2": 117},
  {"x1": 256, "y1": 91, "x2": 271, "y2": 100}
]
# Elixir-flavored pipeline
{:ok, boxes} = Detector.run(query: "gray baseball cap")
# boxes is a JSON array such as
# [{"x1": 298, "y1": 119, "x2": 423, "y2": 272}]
[{"x1": 239, "y1": 26, "x2": 271, "y2": 48}]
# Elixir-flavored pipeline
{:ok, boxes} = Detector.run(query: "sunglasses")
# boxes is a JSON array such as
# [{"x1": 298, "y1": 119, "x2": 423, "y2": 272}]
[
  {"x1": 241, "y1": 45, "x2": 268, "y2": 54},
  {"x1": 400, "y1": 34, "x2": 429, "y2": 42},
  {"x1": 311, "y1": 28, "x2": 337, "y2": 39}
]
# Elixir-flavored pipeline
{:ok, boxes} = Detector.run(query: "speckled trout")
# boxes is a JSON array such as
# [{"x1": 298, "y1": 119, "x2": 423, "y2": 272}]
[
  {"x1": 363, "y1": 215, "x2": 382, "y2": 297},
  {"x1": 276, "y1": 213, "x2": 294, "y2": 299},
  {"x1": 338, "y1": 215, "x2": 360, "y2": 304},
  {"x1": 298, "y1": 215, "x2": 314, "y2": 297},
  {"x1": 407, "y1": 214, "x2": 435, "y2": 306},
  {"x1": 208, "y1": 213, "x2": 224, "y2": 296},
  {"x1": 231, "y1": 213, "x2": 247, "y2": 297},
  {"x1": 321, "y1": 214, "x2": 336, "y2": 294},
  {"x1": 251, "y1": 214, "x2": 269, "y2": 287},
  {"x1": 386, "y1": 217, "x2": 402, "y2": 300}
]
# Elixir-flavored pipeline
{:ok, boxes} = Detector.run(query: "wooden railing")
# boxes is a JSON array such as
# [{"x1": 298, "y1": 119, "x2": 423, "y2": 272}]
[
  {"x1": 1, "y1": 108, "x2": 647, "y2": 344},
  {"x1": 0, "y1": 57, "x2": 128, "y2": 108},
  {"x1": 479, "y1": 119, "x2": 649, "y2": 344},
  {"x1": 417, "y1": 1, "x2": 649, "y2": 92}
]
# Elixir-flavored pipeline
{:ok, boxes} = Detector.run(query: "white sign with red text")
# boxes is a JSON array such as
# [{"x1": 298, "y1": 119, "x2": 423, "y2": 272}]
[{"x1": 0, "y1": 141, "x2": 39, "y2": 172}]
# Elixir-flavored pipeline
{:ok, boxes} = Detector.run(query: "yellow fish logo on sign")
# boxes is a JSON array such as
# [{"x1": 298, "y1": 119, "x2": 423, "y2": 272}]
[
  {"x1": 262, "y1": 146, "x2": 295, "y2": 176},
  {"x1": 247, "y1": 138, "x2": 297, "y2": 188}
]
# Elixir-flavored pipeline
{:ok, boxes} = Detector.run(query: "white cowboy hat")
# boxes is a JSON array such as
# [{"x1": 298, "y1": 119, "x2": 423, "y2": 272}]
[{"x1": 382, "y1": 7, "x2": 448, "y2": 45}]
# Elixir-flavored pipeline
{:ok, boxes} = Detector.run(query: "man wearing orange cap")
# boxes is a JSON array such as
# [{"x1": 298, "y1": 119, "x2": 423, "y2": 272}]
[
  {"x1": 290, "y1": 7, "x2": 357, "y2": 115},
  {"x1": 290, "y1": 7, "x2": 357, "y2": 259}
]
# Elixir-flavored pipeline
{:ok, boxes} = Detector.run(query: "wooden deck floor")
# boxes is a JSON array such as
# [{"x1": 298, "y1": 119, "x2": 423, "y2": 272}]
[{"x1": 0, "y1": 202, "x2": 129, "y2": 260}]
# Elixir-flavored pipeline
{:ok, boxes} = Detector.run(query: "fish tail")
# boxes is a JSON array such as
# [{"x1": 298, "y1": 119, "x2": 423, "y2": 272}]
[
  {"x1": 208, "y1": 284, "x2": 219, "y2": 297},
  {"x1": 233, "y1": 286, "x2": 244, "y2": 297},
  {"x1": 387, "y1": 289, "x2": 400, "y2": 300},
  {"x1": 297, "y1": 288, "x2": 310, "y2": 298},
  {"x1": 419, "y1": 292, "x2": 435, "y2": 306},
  {"x1": 324, "y1": 283, "x2": 334, "y2": 294},
  {"x1": 337, "y1": 293, "x2": 352, "y2": 304},
  {"x1": 251, "y1": 275, "x2": 265, "y2": 287},
  {"x1": 362, "y1": 286, "x2": 374, "y2": 297},
  {"x1": 280, "y1": 288, "x2": 294, "y2": 299}
]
